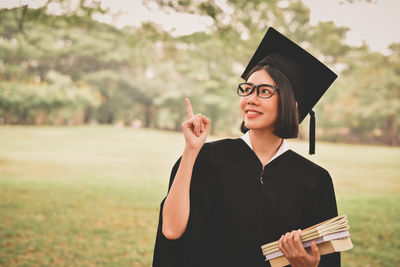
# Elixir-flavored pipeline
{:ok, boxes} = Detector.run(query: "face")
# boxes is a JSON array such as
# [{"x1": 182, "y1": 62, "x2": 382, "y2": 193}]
[{"x1": 239, "y1": 69, "x2": 279, "y2": 132}]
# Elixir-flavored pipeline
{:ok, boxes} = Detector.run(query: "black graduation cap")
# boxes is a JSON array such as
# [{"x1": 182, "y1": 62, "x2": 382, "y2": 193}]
[{"x1": 241, "y1": 27, "x2": 338, "y2": 154}]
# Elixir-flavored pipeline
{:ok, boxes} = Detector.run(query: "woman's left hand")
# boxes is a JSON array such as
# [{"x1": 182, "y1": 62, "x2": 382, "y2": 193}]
[{"x1": 278, "y1": 229, "x2": 320, "y2": 267}]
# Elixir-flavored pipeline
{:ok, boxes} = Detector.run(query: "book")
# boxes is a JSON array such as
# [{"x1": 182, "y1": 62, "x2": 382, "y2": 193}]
[
  {"x1": 262, "y1": 215, "x2": 350, "y2": 255},
  {"x1": 265, "y1": 230, "x2": 350, "y2": 260},
  {"x1": 269, "y1": 237, "x2": 353, "y2": 267}
]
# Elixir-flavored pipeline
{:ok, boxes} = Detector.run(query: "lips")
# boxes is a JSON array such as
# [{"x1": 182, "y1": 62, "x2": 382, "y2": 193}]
[
  {"x1": 245, "y1": 109, "x2": 263, "y2": 114},
  {"x1": 245, "y1": 109, "x2": 263, "y2": 118}
]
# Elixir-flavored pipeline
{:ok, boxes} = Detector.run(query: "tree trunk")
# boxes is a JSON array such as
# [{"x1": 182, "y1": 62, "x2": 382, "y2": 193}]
[
  {"x1": 144, "y1": 104, "x2": 152, "y2": 128},
  {"x1": 71, "y1": 109, "x2": 85, "y2": 125},
  {"x1": 35, "y1": 109, "x2": 48, "y2": 125},
  {"x1": 175, "y1": 118, "x2": 182, "y2": 131},
  {"x1": 84, "y1": 107, "x2": 93, "y2": 123},
  {"x1": 3, "y1": 110, "x2": 14, "y2": 124},
  {"x1": 21, "y1": 109, "x2": 29, "y2": 124},
  {"x1": 107, "y1": 112, "x2": 114, "y2": 124},
  {"x1": 53, "y1": 108, "x2": 65, "y2": 126},
  {"x1": 384, "y1": 115, "x2": 399, "y2": 146},
  {"x1": 153, "y1": 106, "x2": 159, "y2": 129}
]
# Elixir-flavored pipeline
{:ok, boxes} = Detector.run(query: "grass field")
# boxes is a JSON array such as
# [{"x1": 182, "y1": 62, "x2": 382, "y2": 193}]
[{"x1": 0, "y1": 125, "x2": 399, "y2": 266}]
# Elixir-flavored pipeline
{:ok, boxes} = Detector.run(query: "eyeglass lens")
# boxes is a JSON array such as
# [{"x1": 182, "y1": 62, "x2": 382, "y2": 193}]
[{"x1": 238, "y1": 83, "x2": 275, "y2": 98}]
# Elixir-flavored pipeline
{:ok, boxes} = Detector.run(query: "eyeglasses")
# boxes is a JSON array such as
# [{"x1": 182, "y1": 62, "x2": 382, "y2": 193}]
[{"x1": 237, "y1": 83, "x2": 279, "y2": 99}]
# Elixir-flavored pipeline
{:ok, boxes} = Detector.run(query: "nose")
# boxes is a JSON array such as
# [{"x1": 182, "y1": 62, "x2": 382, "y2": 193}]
[{"x1": 247, "y1": 86, "x2": 259, "y2": 104}]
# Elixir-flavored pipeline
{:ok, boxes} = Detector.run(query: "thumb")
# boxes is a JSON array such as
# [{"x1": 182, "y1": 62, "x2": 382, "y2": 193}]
[{"x1": 202, "y1": 116, "x2": 210, "y2": 125}]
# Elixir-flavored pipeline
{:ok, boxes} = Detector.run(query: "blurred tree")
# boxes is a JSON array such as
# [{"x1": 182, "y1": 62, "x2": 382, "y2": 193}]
[
  {"x1": 0, "y1": 0, "x2": 397, "y2": 145},
  {"x1": 143, "y1": 0, "x2": 351, "y2": 135},
  {"x1": 0, "y1": 73, "x2": 101, "y2": 124},
  {"x1": 0, "y1": 4, "x2": 139, "y2": 125}
]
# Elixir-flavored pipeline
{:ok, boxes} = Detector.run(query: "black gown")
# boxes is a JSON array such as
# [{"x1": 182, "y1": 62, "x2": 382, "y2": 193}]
[{"x1": 153, "y1": 138, "x2": 340, "y2": 267}]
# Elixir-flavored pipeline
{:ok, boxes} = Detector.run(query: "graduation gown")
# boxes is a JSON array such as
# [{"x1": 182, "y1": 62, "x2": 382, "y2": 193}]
[{"x1": 152, "y1": 138, "x2": 340, "y2": 267}]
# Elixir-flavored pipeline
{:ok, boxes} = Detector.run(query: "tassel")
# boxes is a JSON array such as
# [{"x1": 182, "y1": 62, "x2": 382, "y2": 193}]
[{"x1": 309, "y1": 110, "x2": 315, "y2": 155}]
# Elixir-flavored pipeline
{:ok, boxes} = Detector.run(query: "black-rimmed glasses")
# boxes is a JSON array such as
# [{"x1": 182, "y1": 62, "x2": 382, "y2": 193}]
[{"x1": 237, "y1": 83, "x2": 279, "y2": 99}]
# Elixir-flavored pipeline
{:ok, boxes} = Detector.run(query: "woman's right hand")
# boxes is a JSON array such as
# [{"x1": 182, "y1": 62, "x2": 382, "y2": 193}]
[
  {"x1": 278, "y1": 230, "x2": 321, "y2": 267},
  {"x1": 181, "y1": 98, "x2": 210, "y2": 152}
]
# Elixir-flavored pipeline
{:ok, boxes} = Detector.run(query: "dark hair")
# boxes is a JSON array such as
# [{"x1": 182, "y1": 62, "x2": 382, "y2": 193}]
[{"x1": 240, "y1": 64, "x2": 299, "y2": 138}]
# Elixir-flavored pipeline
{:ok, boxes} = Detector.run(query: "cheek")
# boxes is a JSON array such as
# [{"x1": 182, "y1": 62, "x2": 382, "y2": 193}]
[
  {"x1": 272, "y1": 97, "x2": 280, "y2": 116},
  {"x1": 239, "y1": 98, "x2": 246, "y2": 112},
  {"x1": 262, "y1": 97, "x2": 279, "y2": 117}
]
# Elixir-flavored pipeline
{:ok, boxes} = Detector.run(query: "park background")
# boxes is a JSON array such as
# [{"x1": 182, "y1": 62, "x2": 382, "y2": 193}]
[{"x1": 0, "y1": 0, "x2": 399, "y2": 266}]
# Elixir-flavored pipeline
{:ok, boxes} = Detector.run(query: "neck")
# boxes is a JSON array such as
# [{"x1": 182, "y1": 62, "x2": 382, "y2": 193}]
[{"x1": 249, "y1": 129, "x2": 283, "y2": 163}]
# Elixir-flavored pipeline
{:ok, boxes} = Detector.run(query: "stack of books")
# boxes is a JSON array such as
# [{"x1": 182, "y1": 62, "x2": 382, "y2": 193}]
[{"x1": 261, "y1": 215, "x2": 353, "y2": 267}]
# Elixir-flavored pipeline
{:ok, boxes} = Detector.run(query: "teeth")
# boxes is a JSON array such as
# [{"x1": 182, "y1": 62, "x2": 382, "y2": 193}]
[{"x1": 247, "y1": 111, "x2": 261, "y2": 114}]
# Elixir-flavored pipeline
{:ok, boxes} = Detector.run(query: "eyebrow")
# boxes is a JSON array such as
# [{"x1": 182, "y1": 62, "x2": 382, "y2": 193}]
[{"x1": 245, "y1": 82, "x2": 276, "y2": 87}]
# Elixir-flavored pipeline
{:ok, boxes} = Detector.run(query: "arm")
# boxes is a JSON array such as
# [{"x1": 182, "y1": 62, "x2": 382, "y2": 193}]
[
  {"x1": 153, "y1": 145, "x2": 209, "y2": 267},
  {"x1": 162, "y1": 146, "x2": 200, "y2": 239},
  {"x1": 162, "y1": 98, "x2": 210, "y2": 239},
  {"x1": 152, "y1": 97, "x2": 210, "y2": 266}
]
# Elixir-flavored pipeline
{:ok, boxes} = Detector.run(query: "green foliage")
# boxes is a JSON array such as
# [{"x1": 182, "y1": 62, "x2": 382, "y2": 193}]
[
  {"x1": 0, "y1": 0, "x2": 399, "y2": 145},
  {"x1": 0, "y1": 72, "x2": 100, "y2": 124}
]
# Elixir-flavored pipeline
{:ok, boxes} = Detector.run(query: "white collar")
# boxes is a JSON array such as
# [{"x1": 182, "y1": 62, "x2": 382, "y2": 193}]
[{"x1": 240, "y1": 130, "x2": 289, "y2": 165}]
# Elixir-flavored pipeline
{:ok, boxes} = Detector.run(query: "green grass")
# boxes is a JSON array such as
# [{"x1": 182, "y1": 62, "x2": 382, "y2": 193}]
[{"x1": 0, "y1": 125, "x2": 399, "y2": 266}]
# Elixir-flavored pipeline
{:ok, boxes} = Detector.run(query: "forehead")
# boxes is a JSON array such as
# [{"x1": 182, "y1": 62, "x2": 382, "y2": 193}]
[{"x1": 247, "y1": 69, "x2": 276, "y2": 86}]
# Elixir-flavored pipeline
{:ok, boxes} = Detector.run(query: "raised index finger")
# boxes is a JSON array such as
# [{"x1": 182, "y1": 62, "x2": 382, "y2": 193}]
[{"x1": 185, "y1": 97, "x2": 194, "y2": 119}]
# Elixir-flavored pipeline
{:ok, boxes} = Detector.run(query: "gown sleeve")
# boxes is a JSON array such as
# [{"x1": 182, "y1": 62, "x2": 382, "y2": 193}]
[
  {"x1": 311, "y1": 168, "x2": 341, "y2": 267},
  {"x1": 152, "y1": 145, "x2": 210, "y2": 267}
]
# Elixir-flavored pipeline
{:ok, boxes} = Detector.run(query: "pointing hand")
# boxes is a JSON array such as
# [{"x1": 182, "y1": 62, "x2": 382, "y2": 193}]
[{"x1": 181, "y1": 98, "x2": 210, "y2": 151}]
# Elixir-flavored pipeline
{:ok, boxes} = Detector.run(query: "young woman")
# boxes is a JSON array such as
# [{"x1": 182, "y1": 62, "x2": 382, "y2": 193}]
[{"x1": 153, "y1": 27, "x2": 340, "y2": 267}]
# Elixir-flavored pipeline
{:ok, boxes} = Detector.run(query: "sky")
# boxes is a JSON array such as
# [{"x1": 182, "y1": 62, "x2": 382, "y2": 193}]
[
  {"x1": 302, "y1": 0, "x2": 400, "y2": 54},
  {"x1": 2, "y1": 0, "x2": 400, "y2": 54}
]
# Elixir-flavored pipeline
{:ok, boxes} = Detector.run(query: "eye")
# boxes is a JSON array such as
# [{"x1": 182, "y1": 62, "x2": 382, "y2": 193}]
[
  {"x1": 261, "y1": 88, "x2": 272, "y2": 94},
  {"x1": 237, "y1": 83, "x2": 255, "y2": 96},
  {"x1": 244, "y1": 86, "x2": 252, "y2": 93},
  {"x1": 258, "y1": 85, "x2": 275, "y2": 98}
]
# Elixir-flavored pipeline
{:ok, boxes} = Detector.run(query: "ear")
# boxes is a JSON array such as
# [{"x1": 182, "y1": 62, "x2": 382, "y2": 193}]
[{"x1": 295, "y1": 101, "x2": 298, "y2": 108}]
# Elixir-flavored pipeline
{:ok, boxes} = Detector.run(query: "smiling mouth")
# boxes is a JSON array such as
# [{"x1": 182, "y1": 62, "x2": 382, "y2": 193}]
[{"x1": 246, "y1": 111, "x2": 263, "y2": 114}]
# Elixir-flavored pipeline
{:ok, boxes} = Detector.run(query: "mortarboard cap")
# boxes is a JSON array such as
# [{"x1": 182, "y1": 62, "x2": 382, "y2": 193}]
[{"x1": 241, "y1": 27, "x2": 338, "y2": 154}]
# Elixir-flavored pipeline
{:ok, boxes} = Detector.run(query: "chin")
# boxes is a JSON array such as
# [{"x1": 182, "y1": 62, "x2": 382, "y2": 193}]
[{"x1": 244, "y1": 121, "x2": 274, "y2": 132}]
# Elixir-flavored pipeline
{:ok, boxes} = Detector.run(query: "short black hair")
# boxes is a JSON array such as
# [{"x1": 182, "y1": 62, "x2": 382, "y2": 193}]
[{"x1": 240, "y1": 64, "x2": 299, "y2": 138}]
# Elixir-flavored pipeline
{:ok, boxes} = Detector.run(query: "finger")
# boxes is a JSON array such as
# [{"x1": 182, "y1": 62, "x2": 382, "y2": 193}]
[
  {"x1": 202, "y1": 116, "x2": 210, "y2": 135},
  {"x1": 282, "y1": 232, "x2": 291, "y2": 247},
  {"x1": 278, "y1": 235, "x2": 288, "y2": 256},
  {"x1": 201, "y1": 116, "x2": 210, "y2": 126},
  {"x1": 181, "y1": 119, "x2": 190, "y2": 130},
  {"x1": 194, "y1": 113, "x2": 204, "y2": 133},
  {"x1": 310, "y1": 241, "x2": 320, "y2": 261},
  {"x1": 193, "y1": 118, "x2": 200, "y2": 136},
  {"x1": 293, "y1": 230, "x2": 311, "y2": 261},
  {"x1": 288, "y1": 230, "x2": 299, "y2": 257},
  {"x1": 185, "y1": 98, "x2": 194, "y2": 119},
  {"x1": 287, "y1": 230, "x2": 297, "y2": 247},
  {"x1": 293, "y1": 230, "x2": 307, "y2": 255},
  {"x1": 281, "y1": 232, "x2": 292, "y2": 257}
]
